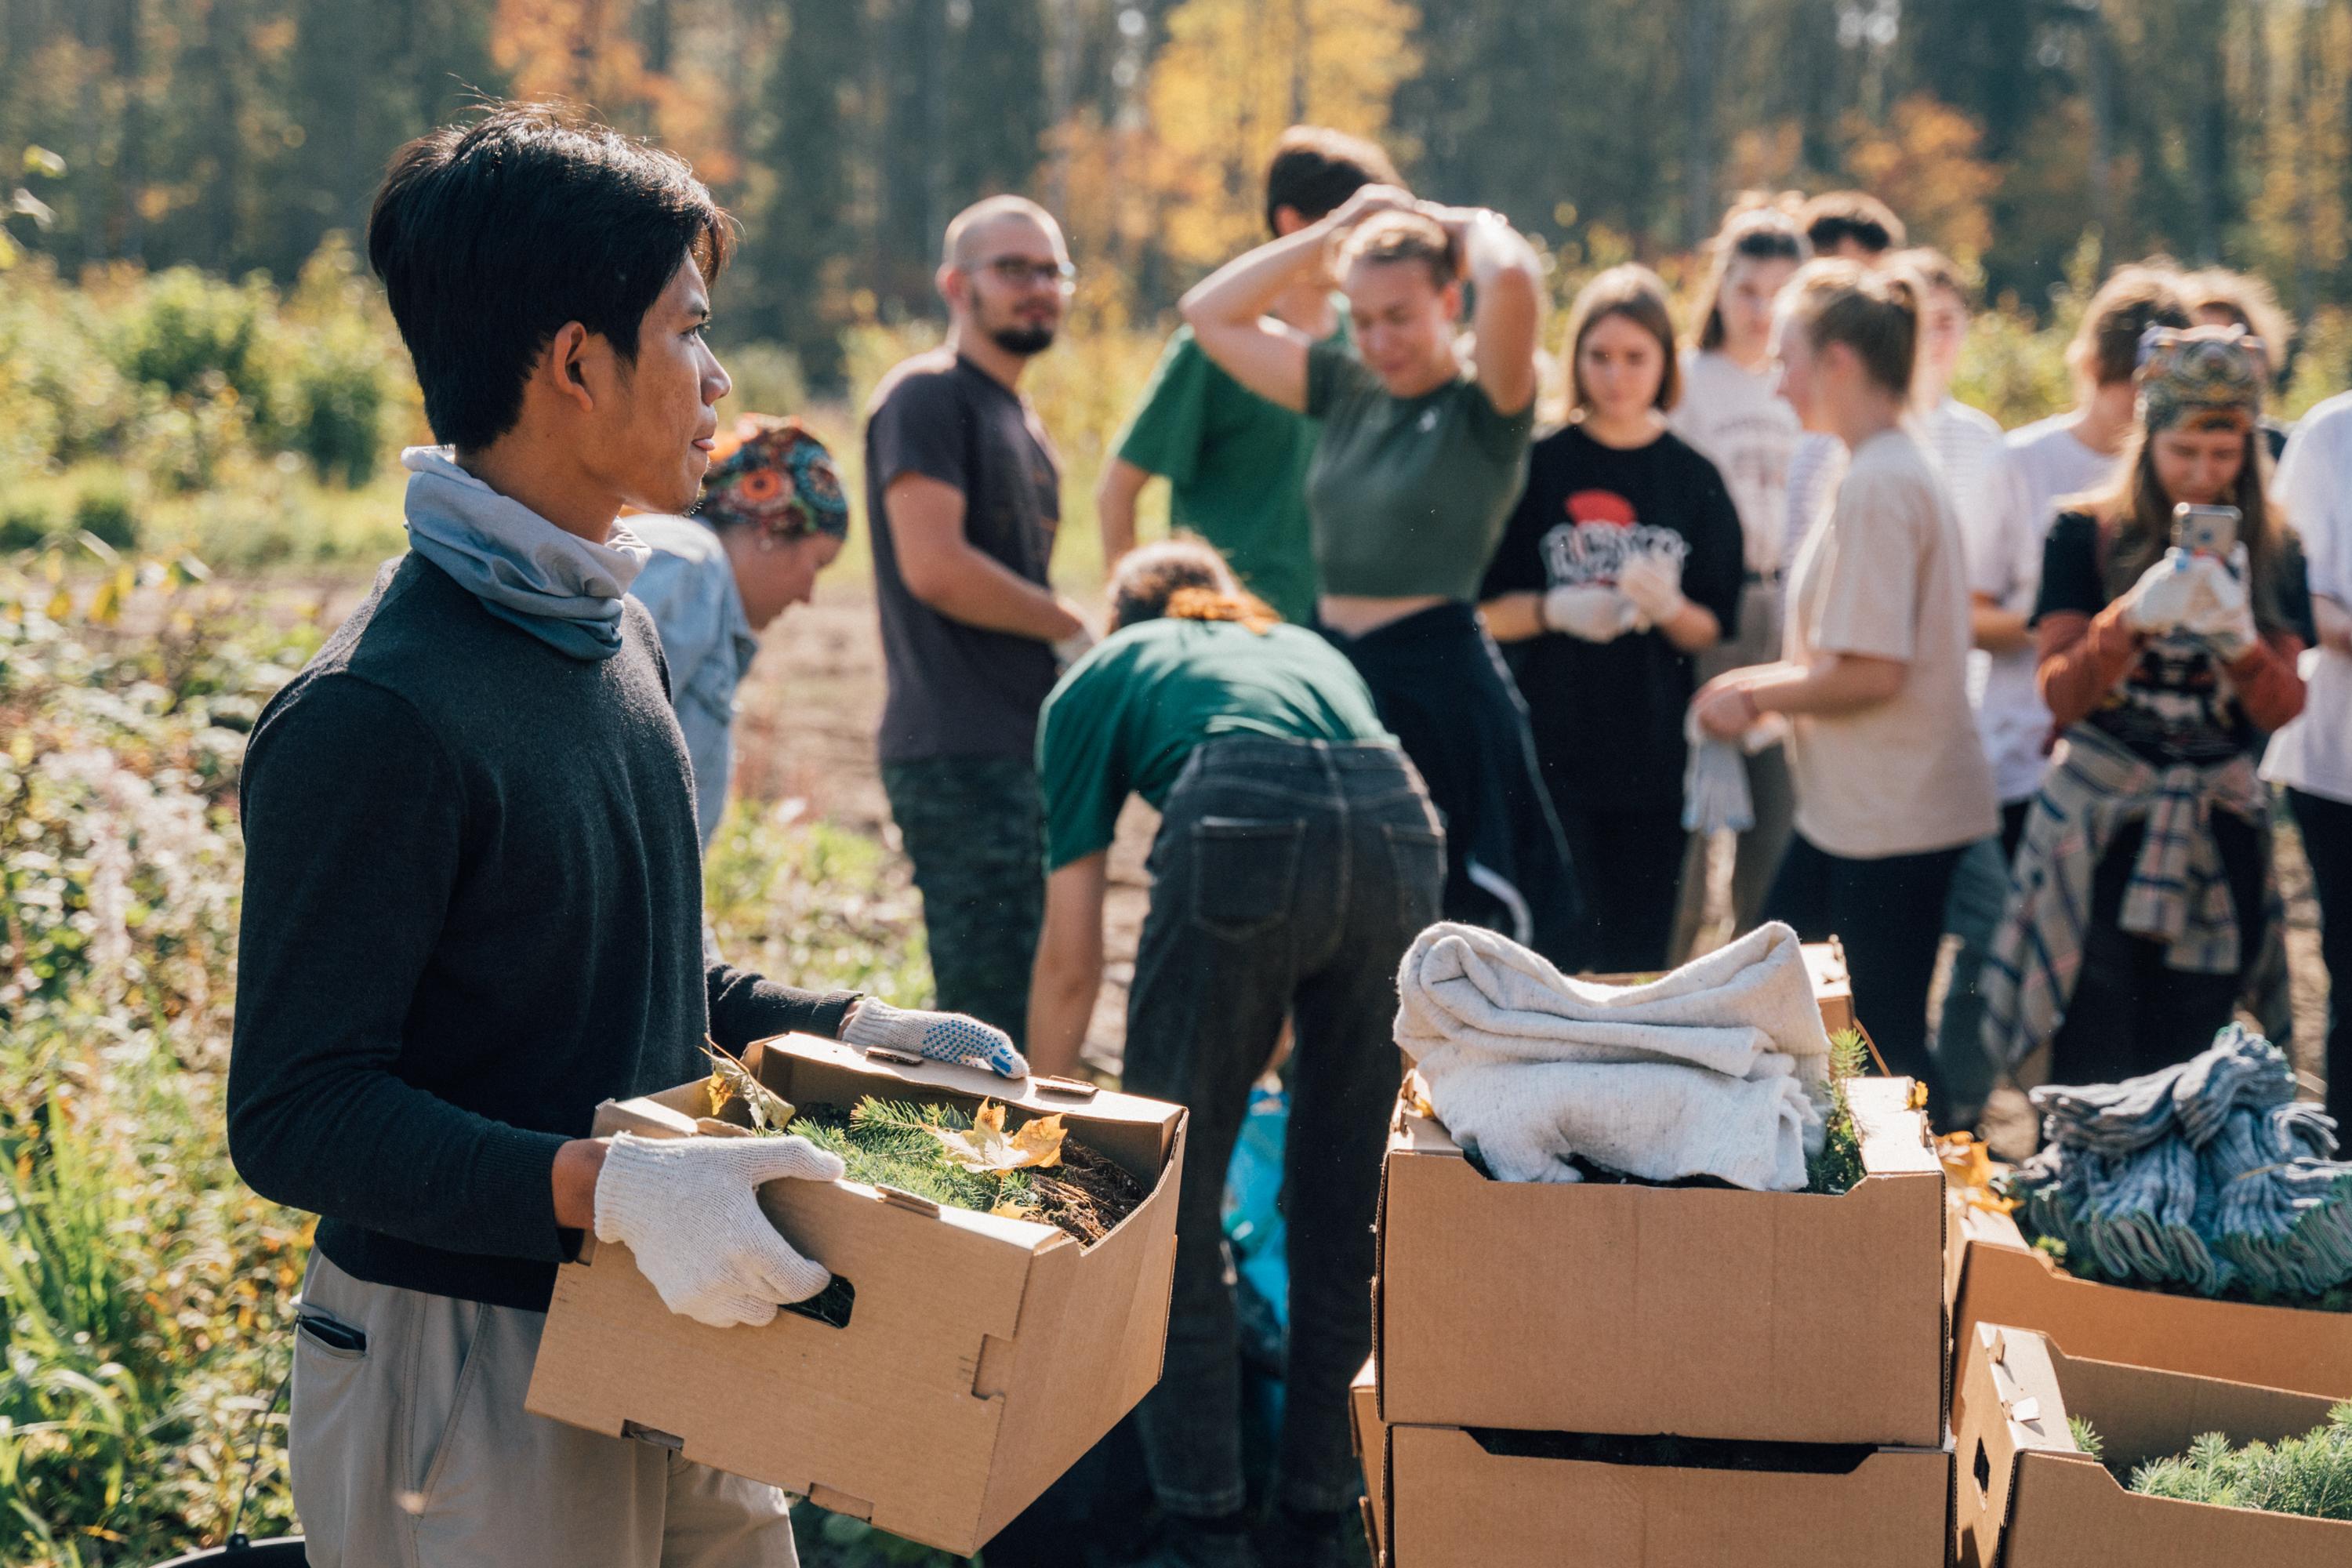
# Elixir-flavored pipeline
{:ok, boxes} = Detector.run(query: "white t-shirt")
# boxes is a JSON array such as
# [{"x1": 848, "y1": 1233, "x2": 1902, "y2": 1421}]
[
  {"x1": 2261, "y1": 392, "x2": 2352, "y2": 804},
  {"x1": 1783, "y1": 428, "x2": 2000, "y2": 858},
  {"x1": 1958, "y1": 412, "x2": 2123, "y2": 804},
  {"x1": 1671, "y1": 349, "x2": 1802, "y2": 578},
  {"x1": 1780, "y1": 433, "x2": 1847, "y2": 579},
  {"x1": 1919, "y1": 398, "x2": 2030, "y2": 804}
]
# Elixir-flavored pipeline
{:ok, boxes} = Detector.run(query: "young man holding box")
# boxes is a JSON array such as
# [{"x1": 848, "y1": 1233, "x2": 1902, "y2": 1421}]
[{"x1": 227, "y1": 105, "x2": 1023, "y2": 1568}]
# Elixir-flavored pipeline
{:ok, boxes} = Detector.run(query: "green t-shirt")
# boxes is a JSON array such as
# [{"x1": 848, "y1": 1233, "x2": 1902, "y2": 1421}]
[
  {"x1": 1036, "y1": 617, "x2": 1394, "y2": 869},
  {"x1": 1303, "y1": 337, "x2": 1534, "y2": 601},
  {"x1": 1112, "y1": 318, "x2": 1345, "y2": 626}
]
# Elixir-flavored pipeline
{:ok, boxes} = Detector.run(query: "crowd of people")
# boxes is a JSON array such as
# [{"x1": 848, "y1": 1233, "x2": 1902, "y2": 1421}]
[{"x1": 223, "y1": 100, "x2": 2352, "y2": 1568}]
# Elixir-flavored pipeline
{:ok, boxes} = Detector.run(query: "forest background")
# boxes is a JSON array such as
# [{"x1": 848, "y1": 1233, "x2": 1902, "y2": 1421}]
[{"x1": 5, "y1": 3, "x2": 2352, "y2": 1566}]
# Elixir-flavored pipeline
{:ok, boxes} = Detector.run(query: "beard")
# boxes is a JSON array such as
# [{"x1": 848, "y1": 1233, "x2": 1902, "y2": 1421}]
[{"x1": 989, "y1": 322, "x2": 1058, "y2": 357}]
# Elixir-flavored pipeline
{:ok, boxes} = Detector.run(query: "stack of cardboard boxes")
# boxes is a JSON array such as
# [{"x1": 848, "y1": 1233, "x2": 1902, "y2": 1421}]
[{"x1": 1353, "y1": 945, "x2": 1958, "y2": 1566}]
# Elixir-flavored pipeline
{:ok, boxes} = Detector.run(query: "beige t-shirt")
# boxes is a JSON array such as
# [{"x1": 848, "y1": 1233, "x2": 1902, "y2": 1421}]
[{"x1": 1782, "y1": 427, "x2": 1999, "y2": 858}]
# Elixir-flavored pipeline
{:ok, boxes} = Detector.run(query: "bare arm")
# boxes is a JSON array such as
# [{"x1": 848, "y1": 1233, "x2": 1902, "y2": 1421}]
[
  {"x1": 1026, "y1": 854, "x2": 1109, "y2": 1080},
  {"x1": 1692, "y1": 653, "x2": 1906, "y2": 736},
  {"x1": 1096, "y1": 457, "x2": 1151, "y2": 568},
  {"x1": 2317, "y1": 593, "x2": 2352, "y2": 657},
  {"x1": 1178, "y1": 230, "x2": 1329, "y2": 412},
  {"x1": 886, "y1": 474, "x2": 1084, "y2": 642},
  {"x1": 1439, "y1": 207, "x2": 1543, "y2": 416},
  {"x1": 1655, "y1": 599, "x2": 1722, "y2": 655},
  {"x1": 1971, "y1": 592, "x2": 2033, "y2": 655},
  {"x1": 1479, "y1": 591, "x2": 1546, "y2": 642}
]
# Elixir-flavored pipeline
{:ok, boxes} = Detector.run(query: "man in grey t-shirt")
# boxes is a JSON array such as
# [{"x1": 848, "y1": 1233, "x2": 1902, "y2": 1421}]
[{"x1": 863, "y1": 195, "x2": 1090, "y2": 1044}]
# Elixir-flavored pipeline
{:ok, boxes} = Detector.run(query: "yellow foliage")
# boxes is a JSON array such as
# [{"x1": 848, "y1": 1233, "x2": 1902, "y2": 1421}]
[
  {"x1": 926, "y1": 1101, "x2": 1067, "y2": 1174},
  {"x1": 1841, "y1": 96, "x2": 2001, "y2": 263},
  {"x1": 1147, "y1": 0, "x2": 1422, "y2": 273}
]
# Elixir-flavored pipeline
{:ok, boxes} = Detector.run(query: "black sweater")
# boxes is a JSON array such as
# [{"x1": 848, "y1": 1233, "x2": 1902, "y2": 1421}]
[{"x1": 227, "y1": 554, "x2": 857, "y2": 1310}]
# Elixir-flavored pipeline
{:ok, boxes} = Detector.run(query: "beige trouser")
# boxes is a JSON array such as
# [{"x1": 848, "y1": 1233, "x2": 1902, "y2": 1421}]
[{"x1": 291, "y1": 1252, "x2": 798, "y2": 1568}]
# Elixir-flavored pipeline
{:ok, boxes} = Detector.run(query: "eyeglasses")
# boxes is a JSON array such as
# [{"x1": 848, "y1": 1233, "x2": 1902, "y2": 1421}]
[{"x1": 970, "y1": 255, "x2": 1077, "y2": 292}]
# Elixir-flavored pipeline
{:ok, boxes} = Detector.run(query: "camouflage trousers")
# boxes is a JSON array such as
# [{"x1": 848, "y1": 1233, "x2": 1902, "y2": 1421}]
[{"x1": 880, "y1": 754, "x2": 1045, "y2": 1048}]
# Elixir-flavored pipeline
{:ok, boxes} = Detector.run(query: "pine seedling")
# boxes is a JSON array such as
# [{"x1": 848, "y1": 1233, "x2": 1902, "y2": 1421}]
[
  {"x1": 2129, "y1": 1405, "x2": 2352, "y2": 1520},
  {"x1": 2069, "y1": 1415, "x2": 2104, "y2": 1463},
  {"x1": 1806, "y1": 1030, "x2": 1871, "y2": 1196}
]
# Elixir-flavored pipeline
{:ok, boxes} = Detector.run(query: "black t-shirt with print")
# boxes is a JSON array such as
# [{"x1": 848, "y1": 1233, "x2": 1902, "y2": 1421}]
[
  {"x1": 1480, "y1": 425, "x2": 1745, "y2": 813},
  {"x1": 2034, "y1": 509, "x2": 2313, "y2": 766}
]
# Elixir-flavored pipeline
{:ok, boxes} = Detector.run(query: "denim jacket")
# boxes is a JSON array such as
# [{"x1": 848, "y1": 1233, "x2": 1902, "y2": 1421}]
[{"x1": 628, "y1": 515, "x2": 759, "y2": 848}]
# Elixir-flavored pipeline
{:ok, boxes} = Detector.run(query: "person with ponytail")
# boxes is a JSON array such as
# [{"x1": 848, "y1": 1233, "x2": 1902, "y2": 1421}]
[
  {"x1": 1693, "y1": 260, "x2": 1998, "y2": 1117},
  {"x1": 1027, "y1": 539, "x2": 1439, "y2": 1568},
  {"x1": 1178, "y1": 184, "x2": 1584, "y2": 965},
  {"x1": 1983, "y1": 327, "x2": 2311, "y2": 1089}
]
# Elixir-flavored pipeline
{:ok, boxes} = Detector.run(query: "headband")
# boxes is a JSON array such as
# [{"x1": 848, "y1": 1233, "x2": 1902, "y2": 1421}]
[
  {"x1": 2136, "y1": 325, "x2": 2266, "y2": 434},
  {"x1": 696, "y1": 415, "x2": 850, "y2": 543}
]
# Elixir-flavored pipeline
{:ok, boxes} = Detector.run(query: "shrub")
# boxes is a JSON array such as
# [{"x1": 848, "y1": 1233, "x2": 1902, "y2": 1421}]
[{"x1": 70, "y1": 483, "x2": 138, "y2": 551}]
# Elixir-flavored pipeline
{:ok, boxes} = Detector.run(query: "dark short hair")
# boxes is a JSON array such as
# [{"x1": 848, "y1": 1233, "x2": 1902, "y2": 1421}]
[
  {"x1": 2072, "y1": 264, "x2": 2190, "y2": 388},
  {"x1": 367, "y1": 103, "x2": 732, "y2": 451},
  {"x1": 1264, "y1": 125, "x2": 1401, "y2": 234},
  {"x1": 1798, "y1": 191, "x2": 1906, "y2": 257}
]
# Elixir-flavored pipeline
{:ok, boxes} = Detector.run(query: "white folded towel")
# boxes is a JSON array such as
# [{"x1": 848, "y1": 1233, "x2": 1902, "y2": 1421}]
[{"x1": 1396, "y1": 920, "x2": 1834, "y2": 1192}]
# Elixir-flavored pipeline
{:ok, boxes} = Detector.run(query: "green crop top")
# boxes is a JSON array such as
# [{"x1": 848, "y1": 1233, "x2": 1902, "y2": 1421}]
[{"x1": 1302, "y1": 337, "x2": 1535, "y2": 601}]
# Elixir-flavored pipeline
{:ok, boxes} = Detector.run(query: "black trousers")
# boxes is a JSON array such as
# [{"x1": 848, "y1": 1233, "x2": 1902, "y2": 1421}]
[
  {"x1": 1552, "y1": 797, "x2": 1689, "y2": 975},
  {"x1": 2290, "y1": 789, "x2": 2352, "y2": 1123},
  {"x1": 1763, "y1": 833, "x2": 1966, "y2": 1112},
  {"x1": 2053, "y1": 811, "x2": 2269, "y2": 1090}
]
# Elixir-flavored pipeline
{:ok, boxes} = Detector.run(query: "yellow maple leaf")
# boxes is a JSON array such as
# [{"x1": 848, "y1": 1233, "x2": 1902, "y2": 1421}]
[{"x1": 927, "y1": 1101, "x2": 1066, "y2": 1173}]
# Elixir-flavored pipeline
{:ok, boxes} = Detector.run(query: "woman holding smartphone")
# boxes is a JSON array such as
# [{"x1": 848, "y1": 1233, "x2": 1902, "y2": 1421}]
[
  {"x1": 1180, "y1": 185, "x2": 1584, "y2": 963},
  {"x1": 1983, "y1": 327, "x2": 2311, "y2": 1087}
]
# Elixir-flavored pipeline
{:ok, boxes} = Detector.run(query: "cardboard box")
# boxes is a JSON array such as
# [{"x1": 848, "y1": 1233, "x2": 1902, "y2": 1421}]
[
  {"x1": 1949, "y1": 1199, "x2": 2352, "y2": 1427},
  {"x1": 1375, "y1": 1074, "x2": 1945, "y2": 1446},
  {"x1": 1588, "y1": 938, "x2": 1855, "y2": 1036},
  {"x1": 1955, "y1": 1323, "x2": 2352, "y2": 1566},
  {"x1": 524, "y1": 1034, "x2": 1185, "y2": 1557},
  {"x1": 1381, "y1": 1423, "x2": 1951, "y2": 1566},
  {"x1": 1348, "y1": 1357, "x2": 1384, "y2": 1561}
]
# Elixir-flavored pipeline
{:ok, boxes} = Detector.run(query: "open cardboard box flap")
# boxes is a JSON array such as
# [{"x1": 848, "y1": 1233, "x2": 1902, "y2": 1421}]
[
  {"x1": 1381, "y1": 1422, "x2": 1949, "y2": 1566},
  {"x1": 526, "y1": 1034, "x2": 1185, "y2": 1557},
  {"x1": 1376, "y1": 1073, "x2": 1946, "y2": 1446},
  {"x1": 1348, "y1": 1357, "x2": 1384, "y2": 1562},
  {"x1": 1949, "y1": 1197, "x2": 2352, "y2": 1428},
  {"x1": 1955, "y1": 1323, "x2": 2352, "y2": 1567}
]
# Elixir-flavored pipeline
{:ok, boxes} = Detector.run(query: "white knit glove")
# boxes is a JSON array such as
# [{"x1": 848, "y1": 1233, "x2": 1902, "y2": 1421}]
[
  {"x1": 593, "y1": 1132, "x2": 845, "y2": 1327},
  {"x1": 1543, "y1": 583, "x2": 1638, "y2": 643},
  {"x1": 2182, "y1": 546, "x2": 2259, "y2": 661},
  {"x1": 842, "y1": 998, "x2": 1029, "y2": 1078},
  {"x1": 2118, "y1": 549, "x2": 2203, "y2": 635},
  {"x1": 1618, "y1": 551, "x2": 1687, "y2": 629}
]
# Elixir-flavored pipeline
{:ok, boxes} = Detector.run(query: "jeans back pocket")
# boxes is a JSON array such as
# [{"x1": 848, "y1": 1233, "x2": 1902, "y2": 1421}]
[
  {"x1": 1383, "y1": 820, "x2": 1446, "y2": 935},
  {"x1": 1189, "y1": 815, "x2": 1306, "y2": 942}
]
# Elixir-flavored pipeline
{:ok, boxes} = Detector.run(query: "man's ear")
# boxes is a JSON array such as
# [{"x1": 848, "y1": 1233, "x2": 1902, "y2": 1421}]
[
  {"x1": 1271, "y1": 204, "x2": 1307, "y2": 238},
  {"x1": 1440, "y1": 279, "x2": 1465, "y2": 321},
  {"x1": 540, "y1": 321, "x2": 601, "y2": 416},
  {"x1": 937, "y1": 262, "x2": 967, "y2": 315}
]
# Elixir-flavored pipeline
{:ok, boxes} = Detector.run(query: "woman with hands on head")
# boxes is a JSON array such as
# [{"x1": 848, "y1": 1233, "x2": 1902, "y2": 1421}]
[
  {"x1": 1690, "y1": 260, "x2": 1997, "y2": 1120},
  {"x1": 1180, "y1": 185, "x2": 1584, "y2": 964},
  {"x1": 1479, "y1": 266, "x2": 1744, "y2": 973},
  {"x1": 1982, "y1": 325, "x2": 2310, "y2": 1091}
]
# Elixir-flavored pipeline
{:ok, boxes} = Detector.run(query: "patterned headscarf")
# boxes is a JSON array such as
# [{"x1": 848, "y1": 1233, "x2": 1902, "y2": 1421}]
[
  {"x1": 696, "y1": 415, "x2": 850, "y2": 542},
  {"x1": 2136, "y1": 325, "x2": 2266, "y2": 435}
]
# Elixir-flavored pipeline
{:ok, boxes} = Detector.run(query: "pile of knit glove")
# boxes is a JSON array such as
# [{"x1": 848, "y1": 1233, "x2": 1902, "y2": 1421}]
[{"x1": 2009, "y1": 1025, "x2": 2352, "y2": 1301}]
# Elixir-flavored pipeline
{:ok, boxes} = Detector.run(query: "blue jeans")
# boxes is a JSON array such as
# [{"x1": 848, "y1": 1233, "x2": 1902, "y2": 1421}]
[{"x1": 1122, "y1": 738, "x2": 1442, "y2": 1519}]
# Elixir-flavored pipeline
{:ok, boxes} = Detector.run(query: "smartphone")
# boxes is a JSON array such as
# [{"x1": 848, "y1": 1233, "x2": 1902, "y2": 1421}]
[{"x1": 2172, "y1": 503, "x2": 2240, "y2": 559}]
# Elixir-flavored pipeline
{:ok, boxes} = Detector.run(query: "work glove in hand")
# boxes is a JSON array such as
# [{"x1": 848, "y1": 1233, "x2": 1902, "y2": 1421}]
[
  {"x1": 2118, "y1": 549, "x2": 2204, "y2": 636},
  {"x1": 1617, "y1": 550, "x2": 1687, "y2": 629},
  {"x1": 593, "y1": 1132, "x2": 844, "y2": 1327},
  {"x1": 1052, "y1": 621, "x2": 1098, "y2": 670},
  {"x1": 2183, "y1": 546, "x2": 2259, "y2": 661},
  {"x1": 843, "y1": 998, "x2": 1029, "y2": 1079},
  {"x1": 1543, "y1": 583, "x2": 1637, "y2": 643}
]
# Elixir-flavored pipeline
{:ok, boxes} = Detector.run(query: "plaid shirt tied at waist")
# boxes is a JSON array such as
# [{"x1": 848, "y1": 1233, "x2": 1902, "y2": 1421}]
[{"x1": 1980, "y1": 724, "x2": 2267, "y2": 1076}]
